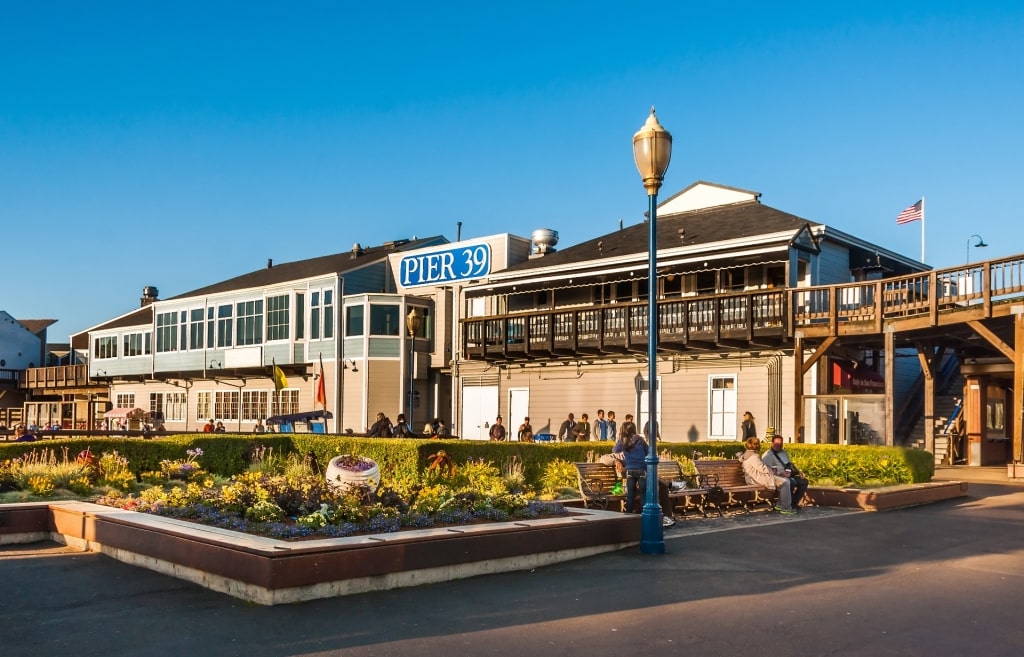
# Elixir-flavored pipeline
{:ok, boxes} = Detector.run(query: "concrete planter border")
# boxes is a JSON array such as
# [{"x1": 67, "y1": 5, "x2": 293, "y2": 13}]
[
  {"x1": 0, "y1": 501, "x2": 638, "y2": 605},
  {"x1": 806, "y1": 480, "x2": 968, "y2": 511}
]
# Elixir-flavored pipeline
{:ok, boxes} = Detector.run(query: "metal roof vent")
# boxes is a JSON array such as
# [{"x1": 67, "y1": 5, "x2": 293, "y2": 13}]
[{"x1": 530, "y1": 228, "x2": 559, "y2": 257}]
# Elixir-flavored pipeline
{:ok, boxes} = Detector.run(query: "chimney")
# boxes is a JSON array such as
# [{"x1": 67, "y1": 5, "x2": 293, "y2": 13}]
[
  {"x1": 267, "y1": 258, "x2": 273, "y2": 269},
  {"x1": 351, "y1": 243, "x2": 363, "y2": 259},
  {"x1": 140, "y1": 286, "x2": 159, "y2": 307}
]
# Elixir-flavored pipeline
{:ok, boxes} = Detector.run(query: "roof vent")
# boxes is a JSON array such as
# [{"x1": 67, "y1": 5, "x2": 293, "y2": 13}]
[
  {"x1": 140, "y1": 286, "x2": 159, "y2": 307},
  {"x1": 351, "y1": 243, "x2": 364, "y2": 259},
  {"x1": 267, "y1": 258, "x2": 273, "y2": 269},
  {"x1": 530, "y1": 229, "x2": 559, "y2": 257}
]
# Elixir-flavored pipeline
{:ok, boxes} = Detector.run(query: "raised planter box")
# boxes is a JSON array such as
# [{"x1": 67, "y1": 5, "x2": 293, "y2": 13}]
[
  {"x1": 0, "y1": 502, "x2": 639, "y2": 605},
  {"x1": 806, "y1": 481, "x2": 968, "y2": 511}
]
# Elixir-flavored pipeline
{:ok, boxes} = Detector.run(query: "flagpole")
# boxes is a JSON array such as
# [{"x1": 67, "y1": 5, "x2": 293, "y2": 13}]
[{"x1": 921, "y1": 196, "x2": 926, "y2": 262}]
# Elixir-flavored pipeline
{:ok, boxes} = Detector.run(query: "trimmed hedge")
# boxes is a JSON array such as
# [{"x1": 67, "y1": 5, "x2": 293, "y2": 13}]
[{"x1": 0, "y1": 436, "x2": 934, "y2": 488}]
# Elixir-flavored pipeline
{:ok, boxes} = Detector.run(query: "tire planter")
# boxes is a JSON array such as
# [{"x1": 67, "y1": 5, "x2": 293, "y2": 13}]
[{"x1": 325, "y1": 456, "x2": 381, "y2": 492}]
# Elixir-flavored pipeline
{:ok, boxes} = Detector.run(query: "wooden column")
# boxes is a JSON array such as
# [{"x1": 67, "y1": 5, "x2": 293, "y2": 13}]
[
  {"x1": 885, "y1": 327, "x2": 895, "y2": 446},
  {"x1": 1015, "y1": 309, "x2": 1024, "y2": 463},
  {"x1": 793, "y1": 334, "x2": 804, "y2": 442},
  {"x1": 964, "y1": 375, "x2": 986, "y2": 466}
]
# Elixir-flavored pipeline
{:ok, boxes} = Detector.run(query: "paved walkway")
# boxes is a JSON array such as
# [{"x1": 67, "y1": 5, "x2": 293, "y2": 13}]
[{"x1": 3, "y1": 473, "x2": 1023, "y2": 657}]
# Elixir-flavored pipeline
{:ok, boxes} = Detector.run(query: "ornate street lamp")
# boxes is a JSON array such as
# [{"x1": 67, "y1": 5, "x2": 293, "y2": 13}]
[
  {"x1": 406, "y1": 308, "x2": 424, "y2": 427},
  {"x1": 632, "y1": 107, "x2": 672, "y2": 554}
]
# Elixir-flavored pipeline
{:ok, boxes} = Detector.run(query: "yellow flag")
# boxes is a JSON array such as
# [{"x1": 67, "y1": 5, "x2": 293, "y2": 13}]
[{"x1": 273, "y1": 364, "x2": 289, "y2": 391}]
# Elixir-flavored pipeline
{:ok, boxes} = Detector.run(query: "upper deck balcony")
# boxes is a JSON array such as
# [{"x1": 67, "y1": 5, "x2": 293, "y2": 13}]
[{"x1": 462, "y1": 289, "x2": 789, "y2": 362}]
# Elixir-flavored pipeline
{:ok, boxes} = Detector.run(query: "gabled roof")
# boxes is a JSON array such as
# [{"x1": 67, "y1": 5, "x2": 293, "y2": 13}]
[
  {"x1": 16, "y1": 319, "x2": 57, "y2": 335},
  {"x1": 495, "y1": 200, "x2": 816, "y2": 276}
]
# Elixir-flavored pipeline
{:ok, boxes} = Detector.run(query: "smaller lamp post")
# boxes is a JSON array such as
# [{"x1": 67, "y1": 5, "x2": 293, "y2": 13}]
[
  {"x1": 406, "y1": 308, "x2": 424, "y2": 427},
  {"x1": 632, "y1": 107, "x2": 672, "y2": 555},
  {"x1": 967, "y1": 234, "x2": 987, "y2": 264}
]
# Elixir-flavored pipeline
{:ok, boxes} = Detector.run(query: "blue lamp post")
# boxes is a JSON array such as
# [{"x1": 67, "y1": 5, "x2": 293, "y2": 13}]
[{"x1": 632, "y1": 107, "x2": 672, "y2": 554}]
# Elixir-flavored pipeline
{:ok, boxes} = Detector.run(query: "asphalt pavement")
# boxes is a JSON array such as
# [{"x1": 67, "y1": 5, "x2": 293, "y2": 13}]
[{"x1": 2, "y1": 469, "x2": 1023, "y2": 657}]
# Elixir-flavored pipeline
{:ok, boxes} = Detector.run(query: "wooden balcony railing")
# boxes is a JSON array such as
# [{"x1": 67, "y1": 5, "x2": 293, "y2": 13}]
[
  {"x1": 791, "y1": 253, "x2": 1024, "y2": 336},
  {"x1": 462, "y1": 253, "x2": 1024, "y2": 362},
  {"x1": 18, "y1": 364, "x2": 93, "y2": 389},
  {"x1": 463, "y1": 290, "x2": 788, "y2": 361}
]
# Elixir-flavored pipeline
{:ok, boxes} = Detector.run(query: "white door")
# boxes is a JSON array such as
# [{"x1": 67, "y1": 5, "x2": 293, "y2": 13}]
[
  {"x1": 508, "y1": 388, "x2": 530, "y2": 440},
  {"x1": 708, "y1": 374, "x2": 737, "y2": 440},
  {"x1": 461, "y1": 385, "x2": 498, "y2": 440}
]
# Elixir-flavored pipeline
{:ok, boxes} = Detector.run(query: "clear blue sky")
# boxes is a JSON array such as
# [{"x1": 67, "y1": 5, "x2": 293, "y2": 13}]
[{"x1": 2, "y1": 2, "x2": 1021, "y2": 339}]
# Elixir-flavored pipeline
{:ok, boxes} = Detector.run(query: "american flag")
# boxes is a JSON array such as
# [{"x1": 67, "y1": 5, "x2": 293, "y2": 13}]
[{"x1": 896, "y1": 200, "x2": 923, "y2": 225}]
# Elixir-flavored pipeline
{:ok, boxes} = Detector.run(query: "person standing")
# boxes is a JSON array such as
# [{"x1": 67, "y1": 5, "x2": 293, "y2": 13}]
[
  {"x1": 558, "y1": 413, "x2": 576, "y2": 442},
  {"x1": 613, "y1": 423, "x2": 648, "y2": 514},
  {"x1": 367, "y1": 412, "x2": 394, "y2": 437},
  {"x1": 593, "y1": 409, "x2": 610, "y2": 441},
  {"x1": 573, "y1": 413, "x2": 591, "y2": 442},
  {"x1": 642, "y1": 418, "x2": 660, "y2": 442},
  {"x1": 393, "y1": 414, "x2": 415, "y2": 437},
  {"x1": 253, "y1": 419, "x2": 266, "y2": 434},
  {"x1": 517, "y1": 417, "x2": 534, "y2": 442},
  {"x1": 761, "y1": 430, "x2": 809, "y2": 509},
  {"x1": 605, "y1": 411, "x2": 618, "y2": 443},
  {"x1": 738, "y1": 436, "x2": 795, "y2": 514},
  {"x1": 488, "y1": 416, "x2": 507, "y2": 441},
  {"x1": 740, "y1": 411, "x2": 757, "y2": 441}
]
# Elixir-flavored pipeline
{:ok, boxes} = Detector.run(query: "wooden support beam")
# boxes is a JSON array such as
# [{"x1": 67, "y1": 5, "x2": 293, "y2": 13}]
[
  {"x1": 801, "y1": 336, "x2": 837, "y2": 376},
  {"x1": 885, "y1": 327, "x2": 895, "y2": 446},
  {"x1": 914, "y1": 341, "x2": 945, "y2": 457},
  {"x1": 794, "y1": 334, "x2": 805, "y2": 442},
  {"x1": 1014, "y1": 308, "x2": 1024, "y2": 462},
  {"x1": 967, "y1": 320, "x2": 1016, "y2": 361}
]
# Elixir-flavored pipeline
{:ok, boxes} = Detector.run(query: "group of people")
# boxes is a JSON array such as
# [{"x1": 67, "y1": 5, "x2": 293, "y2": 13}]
[
  {"x1": 367, "y1": 412, "x2": 451, "y2": 438},
  {"x1": 556, "y1": 409, "x2": 620, "y2": 442}
]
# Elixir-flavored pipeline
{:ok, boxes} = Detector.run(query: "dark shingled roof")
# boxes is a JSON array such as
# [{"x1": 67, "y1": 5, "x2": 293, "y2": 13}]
[
  {"x1": 16, "y1": 319, "x2": 58, "y2": 334},
  {"x1": 167, "y1": 237, "x2": 446, "y2": 299},
  {"x1": 499, "y1": 200, "x2": 818, "y2": 274},
  {"x1": 77, "y1": 237, "x2": 447, "y2": 337}
]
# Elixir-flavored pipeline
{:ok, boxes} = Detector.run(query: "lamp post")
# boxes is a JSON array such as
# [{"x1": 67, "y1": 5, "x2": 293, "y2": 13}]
[
  {"x1": 406, "y1": 308, "x2": 423, "y2": 428},
  {"x1": 967, "y1": 234, "x2": 987, "y2": 264},
  {"x1": 632, "y1": 107, "x2": 673, "y2": 554}
]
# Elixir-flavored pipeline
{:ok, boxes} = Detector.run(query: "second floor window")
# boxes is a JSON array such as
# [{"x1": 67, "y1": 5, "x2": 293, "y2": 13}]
[
  {"x1": 94, "y1": 336, "x2": 118, "y2": 359},
  {"x1": 156, "y1": 312, "x2": 178, "y2": 353},
  {"x1": 116, "y1": 393, "x2": 135, "y2": 408},
  {"x1": 190, "y1": 309, "x2": 204, "y2": 350},
  {"x1": 217, "y1": 305, "x2": 233, "y2": 348},
  {"x1": 266, "y1": 295, "x2": 289, "y2": 341},
  {"x1": 196, "y1": 392, "x2": 211, "y2": 421},
  {"x1": 236, "y1": 299, "x2": 263, "y2": 346},
  {"x1": 215, "y1": 391, "x2": 240, "y2": 420},
  {"x1": 123, "y1": 332, "x2": 151, "y2": 357}
]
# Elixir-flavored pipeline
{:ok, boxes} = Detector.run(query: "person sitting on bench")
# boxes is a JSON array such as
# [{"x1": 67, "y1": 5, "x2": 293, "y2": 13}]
[
  {"x1": 738, "y1": 436, "x2": 795, "y2": 514},
  {"x1": 760, "y1": 429, "x2": 809, "y2": 509}
]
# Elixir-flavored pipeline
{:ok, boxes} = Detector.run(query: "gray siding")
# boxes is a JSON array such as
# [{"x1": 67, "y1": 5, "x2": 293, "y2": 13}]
[
  {"x1": 343, "y1": 263, "x2": 388, "y2": 294},
  {"x1": 814, "y1": 241, "x2": 853, "y2": 285}
]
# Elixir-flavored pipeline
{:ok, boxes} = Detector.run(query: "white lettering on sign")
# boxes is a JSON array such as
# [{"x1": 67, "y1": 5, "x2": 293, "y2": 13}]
[{"x1": 401, "y1": 244, "x2": 491, "y2": 287}]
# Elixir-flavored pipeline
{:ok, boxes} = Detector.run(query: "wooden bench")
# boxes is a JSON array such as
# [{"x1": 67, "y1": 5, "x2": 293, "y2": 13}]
[
  {"x1": 656, "y1": 460, "x2": 711, "y2": 518},
  {"x1": 574, "y1": 462, "x2": 625, "y2": 511},
  {"x1": 693, "y1": 459, "x2": 777, "y2": 513}
]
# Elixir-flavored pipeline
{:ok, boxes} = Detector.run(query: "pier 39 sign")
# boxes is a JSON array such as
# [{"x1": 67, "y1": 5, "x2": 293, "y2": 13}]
[{"x1": 400, "y1": 243, "x2": 492, "y2": 288}]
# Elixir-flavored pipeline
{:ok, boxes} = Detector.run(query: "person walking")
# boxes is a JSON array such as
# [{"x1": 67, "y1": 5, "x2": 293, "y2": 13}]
[{"x1": 740, "y1": 411, "x2": 757, "y2": 441}]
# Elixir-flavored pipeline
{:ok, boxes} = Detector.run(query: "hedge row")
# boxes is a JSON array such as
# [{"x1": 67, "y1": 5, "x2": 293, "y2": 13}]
[{"x1": 0, "y1": 435, "x2": 934, "y2": 488}]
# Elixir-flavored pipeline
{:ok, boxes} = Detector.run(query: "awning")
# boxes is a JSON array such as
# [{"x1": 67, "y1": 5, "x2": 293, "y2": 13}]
[
  {"x1": 266, "y1": 410, "x2": 333, "y2": 425},
  {"x1": 832, "y1": 361, "x2": 885, "y2": 393},
  {"x1": 104, "y1": 407, "x2": 148, "y2": 419}
]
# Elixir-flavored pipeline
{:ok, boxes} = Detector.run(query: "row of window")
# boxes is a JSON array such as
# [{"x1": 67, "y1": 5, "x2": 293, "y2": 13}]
[
  {"x1": 114, "y1": 390, "x2": 301, "y2": 422},
  {"x1": 94, "y1": 297, "x2": 429, "y2": 360}
]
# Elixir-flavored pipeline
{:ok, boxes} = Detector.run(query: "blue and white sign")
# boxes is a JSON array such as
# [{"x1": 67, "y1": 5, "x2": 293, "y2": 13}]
[{"x1": 400, "y1": 243, "x2": 491, "y2": 287}]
